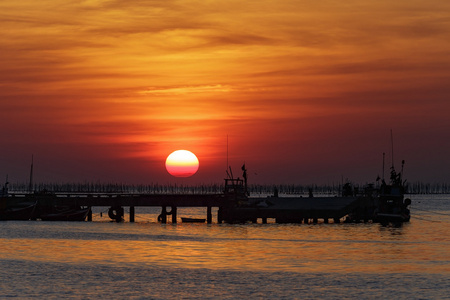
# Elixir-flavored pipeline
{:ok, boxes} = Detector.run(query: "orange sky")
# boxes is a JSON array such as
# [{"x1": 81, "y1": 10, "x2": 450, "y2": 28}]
[{"x1": 1, "y1": 0, "x2": 449, "y2": 185}]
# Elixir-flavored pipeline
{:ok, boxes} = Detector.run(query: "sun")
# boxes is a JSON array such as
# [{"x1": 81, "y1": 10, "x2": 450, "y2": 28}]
[{"x1": 165, "y1": 150, "x2": 199, "y2": 177}]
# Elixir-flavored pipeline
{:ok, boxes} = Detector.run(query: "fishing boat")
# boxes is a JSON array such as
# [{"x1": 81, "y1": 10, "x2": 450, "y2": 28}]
[
  {"x1": 39, "y1": 206, "x2": 91, "y2": 221},
  {"x1": 181, "y1": 217, "x2": 206, "y2": 223},
  {"x1": 1, "y1": 180, "x2": 37, "y2": 221},
  {"x1": 371, "y1": 132, "x2": 411, "y2": 224},
  {"x1": 373, "y1": 160, "x2": 411, "y2": 224},
  {"x1": 0, "y1": 202, "x2": 37, "y2": 221}
]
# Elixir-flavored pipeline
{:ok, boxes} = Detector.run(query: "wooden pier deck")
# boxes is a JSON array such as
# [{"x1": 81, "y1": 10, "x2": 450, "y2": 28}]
[
  {"x1": 9, "y1": 192, "x2": 230, "y2": 223},
  {"x1": 219, "y1": 196, "x2": 370, "y2": 224},
  {"x1": 8, "y1": 192, "x2": 372, "y2": 224}
]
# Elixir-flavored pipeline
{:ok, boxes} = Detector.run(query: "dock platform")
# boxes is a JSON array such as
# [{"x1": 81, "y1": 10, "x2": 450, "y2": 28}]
[
  {"x1": 5, "y1": 176, "x2": 377, "y2": 223},
  {"x1": 218, "y1": 196, "x2": 372, "y2": 224}
]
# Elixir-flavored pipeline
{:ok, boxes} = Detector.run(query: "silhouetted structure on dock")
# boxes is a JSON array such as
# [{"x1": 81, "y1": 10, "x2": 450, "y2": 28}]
[
  {"x1": 2, "y1": 162, "x2": 411, "y2": 224},
  {"x1": 2, "y1": 179, "x2": 407, "y2": 225}
]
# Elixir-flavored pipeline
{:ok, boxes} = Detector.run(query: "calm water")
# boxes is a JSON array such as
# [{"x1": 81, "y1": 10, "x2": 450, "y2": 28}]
[{"x1": 1, "y1": 194, "x2": 449, "y2": 299}]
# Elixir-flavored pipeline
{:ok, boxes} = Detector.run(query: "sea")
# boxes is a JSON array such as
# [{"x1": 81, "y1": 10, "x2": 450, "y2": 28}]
[{"x1": 1, "y1": 194, "x2": 449, "y2": 299}]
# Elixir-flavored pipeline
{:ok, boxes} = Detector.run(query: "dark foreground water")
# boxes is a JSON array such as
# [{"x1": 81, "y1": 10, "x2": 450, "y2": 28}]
[{"x1": 1, "y1": 195, "x2": 449, "y2": 299}]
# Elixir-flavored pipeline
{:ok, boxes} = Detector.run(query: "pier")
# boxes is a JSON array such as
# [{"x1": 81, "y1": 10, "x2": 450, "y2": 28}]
[
  {"x1": 5, "y1": 192, "x2": 375, "y2": 224},
  {"x1": 12, "y1": 192, "x2": 230, "y2": 223},
  {"x1": 3, "y1": 178, "x2": 382, "y2": 223},
  {"x1": 219, "y1": 196, "x2": 372, "y2": 224}
]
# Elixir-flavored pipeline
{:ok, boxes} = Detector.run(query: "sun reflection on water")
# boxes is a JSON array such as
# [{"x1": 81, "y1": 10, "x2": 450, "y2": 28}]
[{"x1": 1, "y1": 216, "x2": 448, "y2": 274}]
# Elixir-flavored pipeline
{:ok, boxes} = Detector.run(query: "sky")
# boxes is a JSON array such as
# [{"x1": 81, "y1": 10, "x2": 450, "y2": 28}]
[{"x1": 1, "y1": 0, "x2": 449, "y2": 186}]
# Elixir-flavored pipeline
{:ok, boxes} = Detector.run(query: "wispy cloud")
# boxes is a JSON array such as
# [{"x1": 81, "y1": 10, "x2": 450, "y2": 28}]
[
  {"x1": 1, "y1": 0, "x2": 449, "y2": 183},
  {"x1": 139, "y1": 84, "x2": 232, "y2": 95}
]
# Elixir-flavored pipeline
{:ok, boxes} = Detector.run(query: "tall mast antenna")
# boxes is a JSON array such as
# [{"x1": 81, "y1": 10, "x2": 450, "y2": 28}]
[
  {"x1": 390, "y1": 129, "x2": 394, "y2": 169},
  {"x1": 28, "y1": 155, "x2": 34, "y2": 193},
  {"x1": 226, "y1": 134, "x2": 228, "y2": 172}
]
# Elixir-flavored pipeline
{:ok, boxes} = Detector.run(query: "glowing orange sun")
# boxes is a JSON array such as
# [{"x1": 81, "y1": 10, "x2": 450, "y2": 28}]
[{"x1": 165, "y1": 150, "x2": 199, "y2": 177}]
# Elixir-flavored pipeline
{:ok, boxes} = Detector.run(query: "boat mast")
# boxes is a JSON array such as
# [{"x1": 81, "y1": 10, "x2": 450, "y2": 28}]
[
  {"x1": 2, "y1": 175, "x2": 9, "y2": 196},
  {"x1": 28, "y1": 155, "x2": 33, "y2": 193},
  {"x1": 390, "y1": 129, "x2": 395, "y2": 169},
  {"x1": 226, "y1": 135, "x2": 229, "y2": 176}
]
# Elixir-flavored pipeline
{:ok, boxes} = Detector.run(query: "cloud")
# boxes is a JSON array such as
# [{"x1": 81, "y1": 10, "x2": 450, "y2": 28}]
[
  {"x1": 139, "y1": 84, "x2": 232, "y2": 95},
  {"x1": 1, "y1": 0, "x2": 450, "y2": 183}
]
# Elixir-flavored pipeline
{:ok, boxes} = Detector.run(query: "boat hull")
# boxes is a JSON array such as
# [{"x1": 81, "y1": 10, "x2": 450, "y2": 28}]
[
  {"x1": 40, "y1": 207, "x2": 90, "y2": 221},
  {"x1": 374, "y1": 212, "x2": 410, "y2": 224},
  {"x1": 0, "y1": 203, "x2": 36, "y2": 221},
  {"x1": 181, "y1": 217, "x2": 206, "y2": 223}
]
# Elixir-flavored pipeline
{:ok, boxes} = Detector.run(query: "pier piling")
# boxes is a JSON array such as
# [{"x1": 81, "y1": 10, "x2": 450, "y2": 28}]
[
  {"x1": 159, "y1": 206, "x2": 167, "y2": 223},
  {"x1": 207, "y1": 206, "x2": 212, "y2": 224},
  {"x1": 130, "y1": 206, "x2": 135, "y2": 222},
  {"x1": 171, "y1": 206, "x2": 177, "y2": 223},
  {"x1": 87, "y1": 208, "x2": 92, "y2": 221}
]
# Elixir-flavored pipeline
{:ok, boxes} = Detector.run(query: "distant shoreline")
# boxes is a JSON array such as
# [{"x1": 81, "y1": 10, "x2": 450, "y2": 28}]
[{"x1": 7, "y1": 181, "x2": 450, "y2": 195}]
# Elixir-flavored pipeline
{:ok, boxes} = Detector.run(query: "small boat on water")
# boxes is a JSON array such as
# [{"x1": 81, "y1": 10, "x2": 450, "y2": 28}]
[
  {"x1": 373, "y1": 160, "x2": 411, "y2": 224},
  {"x1": 0, "y1": 203, "x2": 37, "y2": 221},
  {"x1": 40, "y1": 206, "x2": 91, "y2": 221},
  {"x1": 1, "y1": 181, "x2": 37, "y2": 221},
  {"x1": 181, "y1": 217, "x2": 206, "y2": 223},
  {"x1": 375, "y1": 211, "x2": 410, "y2": 223}
]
